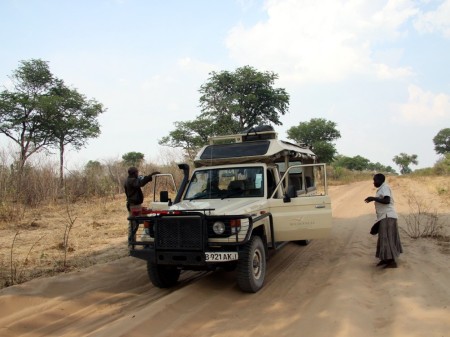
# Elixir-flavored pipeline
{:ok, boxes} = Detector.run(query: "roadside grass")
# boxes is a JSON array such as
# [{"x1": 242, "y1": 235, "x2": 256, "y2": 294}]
[{"x1": 327, "y1": 167, "x2": 374, "y2": 185}]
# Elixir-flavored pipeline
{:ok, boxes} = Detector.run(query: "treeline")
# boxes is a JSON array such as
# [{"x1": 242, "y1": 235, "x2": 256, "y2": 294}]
[
  {"x1": 333, "y1": 154, "x2": 396, "y2": 173},
  {"x1": 0, "y1": 154, "x2": 184, "y2": 221},
  {"x1": 328, "y1": 153, "x2": 450, "y2": 183},
  {"x1": 1, "y1": 151, "x2": 448, "y2": 222}
]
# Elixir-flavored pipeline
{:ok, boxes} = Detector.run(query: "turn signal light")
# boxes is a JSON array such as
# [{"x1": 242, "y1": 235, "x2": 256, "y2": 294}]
[{"x1": 230, "y1": 219, "x2": 241, "y2": 234}]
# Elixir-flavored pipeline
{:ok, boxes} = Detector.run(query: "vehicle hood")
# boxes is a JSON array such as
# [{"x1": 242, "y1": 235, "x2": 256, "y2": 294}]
[{"x1": 170, "y1": 198, "x2": 266, "y2": 216}]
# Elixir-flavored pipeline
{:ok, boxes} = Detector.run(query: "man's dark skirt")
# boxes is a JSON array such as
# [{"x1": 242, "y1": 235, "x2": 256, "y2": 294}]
[{"x1": 376, "y1": 217, "x2": 403, "y2": 260}]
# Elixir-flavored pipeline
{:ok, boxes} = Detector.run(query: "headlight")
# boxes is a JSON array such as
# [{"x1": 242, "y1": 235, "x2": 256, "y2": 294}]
[{"x1": 212, "y1": 221, "x2": 226, "y2": 235}]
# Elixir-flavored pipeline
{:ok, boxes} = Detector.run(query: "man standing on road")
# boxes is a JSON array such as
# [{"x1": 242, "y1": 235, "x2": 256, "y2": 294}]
[
  {"x1": 365, "y1": 173, "x2": 403, "y2": 268},
  {"x1": 124, "y1": 167, "x2": 159, "y2": 240}
]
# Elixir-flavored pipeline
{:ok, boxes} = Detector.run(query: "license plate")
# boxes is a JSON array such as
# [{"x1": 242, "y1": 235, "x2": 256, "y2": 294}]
[{"x1": 205, "y1": 252, "x2": 238, "y2": 262}]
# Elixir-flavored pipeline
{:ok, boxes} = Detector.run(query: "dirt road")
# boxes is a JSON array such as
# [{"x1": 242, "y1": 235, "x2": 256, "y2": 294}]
[{"x1": 1, "y1": 180, "x2": 449, "y2": 337}]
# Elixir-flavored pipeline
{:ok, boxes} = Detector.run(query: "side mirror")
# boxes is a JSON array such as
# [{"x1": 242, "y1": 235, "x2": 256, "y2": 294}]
[{"x1": 160, "y1": 191, "x2": 169, "y2": 203}]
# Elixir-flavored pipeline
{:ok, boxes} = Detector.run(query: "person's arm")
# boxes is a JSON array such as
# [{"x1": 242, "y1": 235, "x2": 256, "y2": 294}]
[
  {"x1": 364, "y1": 195, "x2": 391, "y2": 204},
  {"x1": 140, "y1": 171, "x2": 161, "y2": 186}
]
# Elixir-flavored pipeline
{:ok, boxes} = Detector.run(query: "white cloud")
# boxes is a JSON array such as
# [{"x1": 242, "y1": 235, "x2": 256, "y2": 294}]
[
  {"x1": 414, "y1": 0, "x2": 450, "y2": 38},
  {"x1": 226, "y1": 0, "x2": 418, "y2": 83},
  {"x1": 374, "y1": 63, "x2": 413, "y2": 79},
  {"x1": 395, "y1": 84, "x2": 450, "y2": 124},
  {"x1": 176, "y1": 57, "x2": 217, "y2": 74}
]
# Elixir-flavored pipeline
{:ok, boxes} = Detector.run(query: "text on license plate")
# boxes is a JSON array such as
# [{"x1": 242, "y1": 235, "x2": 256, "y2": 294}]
[{"x1": 205, "y1": 252, "x2": 238, "y2": 262}]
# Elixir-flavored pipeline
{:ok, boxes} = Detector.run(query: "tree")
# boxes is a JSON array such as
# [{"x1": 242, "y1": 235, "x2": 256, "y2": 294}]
[
  {"x1": 122, "y1": 152, "x2": 145, "y2": 167},
  {"x1": 367, "y1": 162, "x2": 396, "y2": 174},
  {"x1": 0, "y1": 59, "x2": 104, "y2": 187},
  {"x1": 333, "y1": 155, "x2": 396, "y2": 173},
  {"x1": 0, "y1": 59, "x2": 54, "y2": 174},
  {"x1": 158, "y1": 118, "x2": 214, "y2": 160},
  {"x1": 433, "y1": 153, "x2": 450, "y2": 175},
  {"x1": 392, "y1": 153, "x2": 418, "y2": 174},
  {"x1": 199, "y1": 65, "x2": 289, "y2": 131},
  {"x1": 161, "y1": 66, "x2": 290, "y2": 158},
  {"x1": 334, "y1": 155, "x2": 370, "y2": 171},
  {"x1": 433, "y1": 128, "x2": 450, "y2": 155},
  {"x1": 44, "y1": 80, "x2": 104, "y2": 187},
  {"x1": 287, "y1": 118, "x2": 341, "y2": 163},
  {"x1": 85, "y1": 160, "x2": 103, "y2": 172}
]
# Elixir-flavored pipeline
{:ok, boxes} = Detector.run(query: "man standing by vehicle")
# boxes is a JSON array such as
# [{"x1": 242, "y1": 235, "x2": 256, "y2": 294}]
[
  {"x1": 124, "y1": 167, "x2": 159, "y2": 240},
  {"x1": 365, "y1": 173, "x2": 403, "y2": 268}
]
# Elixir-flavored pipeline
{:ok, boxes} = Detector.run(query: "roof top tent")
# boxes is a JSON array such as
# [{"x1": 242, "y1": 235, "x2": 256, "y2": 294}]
[{"x1": 194, "y1": 125, "x2": 316, "y2": 168}]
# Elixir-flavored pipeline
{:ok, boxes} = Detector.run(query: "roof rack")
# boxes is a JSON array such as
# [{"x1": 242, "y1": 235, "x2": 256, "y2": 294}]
[{"x1": 209, "y1": 126, "x2": 278, "y2": 145}]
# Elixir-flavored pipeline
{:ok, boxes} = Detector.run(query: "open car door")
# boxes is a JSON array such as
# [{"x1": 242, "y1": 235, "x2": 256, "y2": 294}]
[
  {"x1": 149, "y1": 174, "x2": 178, "y2": 211},
  {"x1": 267, "y1": 164, "x2": 332, "y2": 242}
]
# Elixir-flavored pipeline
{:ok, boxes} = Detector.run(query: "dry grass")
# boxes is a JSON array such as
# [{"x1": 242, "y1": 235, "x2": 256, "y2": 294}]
[
  {"x1": 401, "y1": 194, "x2": 444, "y2": 238},
  {"x1": 0, "y1": 195, "x2": 129, "y2": 288},
  {"x1": 389, "y1": 175, "x2": 450, "y2": 241}
]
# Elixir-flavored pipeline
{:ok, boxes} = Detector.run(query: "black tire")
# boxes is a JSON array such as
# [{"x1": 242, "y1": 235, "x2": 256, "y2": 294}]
[
  {"x1": 147, "y1": 261, "x2": 181, "y2": 288},
  {"x1": 236, "y1": 236, "x2": 266, "y2": 293},
  {"x1": 295, "y1": 239, "x2": 310, "y2": 246}
]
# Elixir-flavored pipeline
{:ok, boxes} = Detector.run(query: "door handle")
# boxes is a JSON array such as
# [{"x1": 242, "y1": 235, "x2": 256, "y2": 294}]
[{"x1": 315, "y1": 205, "x2": 325, "y2": 208}]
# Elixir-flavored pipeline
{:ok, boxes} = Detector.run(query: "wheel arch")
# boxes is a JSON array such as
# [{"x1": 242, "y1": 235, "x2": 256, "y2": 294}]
[{"x1": 249, "y1": 223, "x2": 269, "y2": 258}]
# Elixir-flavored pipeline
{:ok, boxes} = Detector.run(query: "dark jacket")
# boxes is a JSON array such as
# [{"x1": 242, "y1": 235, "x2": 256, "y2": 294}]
[{"x1": 124, "y1": 175, "x2": 153, "y2": 208}]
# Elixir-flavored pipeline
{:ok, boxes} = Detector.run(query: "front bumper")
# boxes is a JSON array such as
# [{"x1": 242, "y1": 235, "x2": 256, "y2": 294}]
[{"x1": 128, "y1": 211, "x2": 271, "y2": 267}]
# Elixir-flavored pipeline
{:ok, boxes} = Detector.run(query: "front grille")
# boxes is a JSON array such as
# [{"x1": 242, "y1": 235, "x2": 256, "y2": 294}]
[{"x1": 155, "y1": 215, "x2": 204, "y2": 250}]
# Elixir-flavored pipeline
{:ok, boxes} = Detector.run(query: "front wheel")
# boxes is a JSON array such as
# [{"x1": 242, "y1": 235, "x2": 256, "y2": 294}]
[
  {"x1": 147, "y1": 261, "x2": 180, "y2": 288},
  {"x1": 236, "y1": 236, "x2": 266, "y2": 293}
]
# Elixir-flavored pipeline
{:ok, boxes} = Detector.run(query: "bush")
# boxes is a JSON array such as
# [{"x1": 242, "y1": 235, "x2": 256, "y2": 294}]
[{"x1": 401, "y1": 194, "x2": 445, "y2": 239}]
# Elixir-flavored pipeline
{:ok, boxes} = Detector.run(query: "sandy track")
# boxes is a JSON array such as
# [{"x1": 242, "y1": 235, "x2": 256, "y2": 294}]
[{"x1": 0, "y1": 181, "x2": 449, "y2": 337}]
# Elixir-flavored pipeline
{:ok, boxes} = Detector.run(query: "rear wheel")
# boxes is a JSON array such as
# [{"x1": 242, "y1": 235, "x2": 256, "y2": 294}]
[
  {"x1": 236, "y1": 236, "x2": 266, "y2": 293},
  {"x1": 147, "y1": 261, "x2": 180, "y2": 288}
]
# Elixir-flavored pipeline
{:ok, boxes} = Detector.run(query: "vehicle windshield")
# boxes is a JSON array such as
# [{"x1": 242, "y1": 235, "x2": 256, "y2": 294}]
[{"x1": 184, "y1": 167, "x2": 265, "y2": 200}]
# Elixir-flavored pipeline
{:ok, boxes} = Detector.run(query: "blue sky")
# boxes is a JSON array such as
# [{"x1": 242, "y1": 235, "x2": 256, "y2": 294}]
[{"x1": 1, "y1": 0, "x2": 450, "y2": 171}]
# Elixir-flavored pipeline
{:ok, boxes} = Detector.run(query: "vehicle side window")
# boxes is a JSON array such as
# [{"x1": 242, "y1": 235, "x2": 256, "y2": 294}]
[
  {"x1": 289, "y1": 173, "x2": 302, "y2": 191},
  {"x1": 267, "y1": 170, "x2": 276, "y2": 198},
  {"x1": 305, "y1": 176, "x2": 312, "y2": 188}
]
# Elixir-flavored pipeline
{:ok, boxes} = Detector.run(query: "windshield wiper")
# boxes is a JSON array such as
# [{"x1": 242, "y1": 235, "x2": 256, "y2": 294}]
[{"x1": 188, "y1": 190, "x2": 223, "y2": 201}]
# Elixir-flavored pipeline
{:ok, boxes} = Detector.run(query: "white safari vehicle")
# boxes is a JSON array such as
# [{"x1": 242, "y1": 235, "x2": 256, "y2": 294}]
[{"x1": 128, "y1": 126, "x2": 332, "y2": 292}]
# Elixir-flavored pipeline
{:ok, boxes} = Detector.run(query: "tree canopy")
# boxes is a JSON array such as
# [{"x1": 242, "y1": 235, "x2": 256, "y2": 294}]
[
  {"x1": 199, "y1": 65, "x2": 289, "y2": 132},
  {"x1": 433, "y1": 128, "x2": 450, "y2": 155},
  {"x1": 44, "y1": 79, "x2": 103, "y2": 185},
  {"x1": 0, "y1": 59, "x2": 104, "y2": 183},
  {"x1": 0, "y1": 59, "x2": 55, "y2": 172},
  {"x1": 286, "y1": 118, "x2": 341, "y2": 164},
  {"x1": 392, "y1": 153, "x2": 418, "y2": 174},
  {"x1": 158, "y1": 118, "x2": 214, "y2": 160},
  {"x1": 160, "y1": 66, "x2": 290, "y2": 159},
  {"x1": 122, "y1": 152, "x2": 145, "y2": 167}
]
